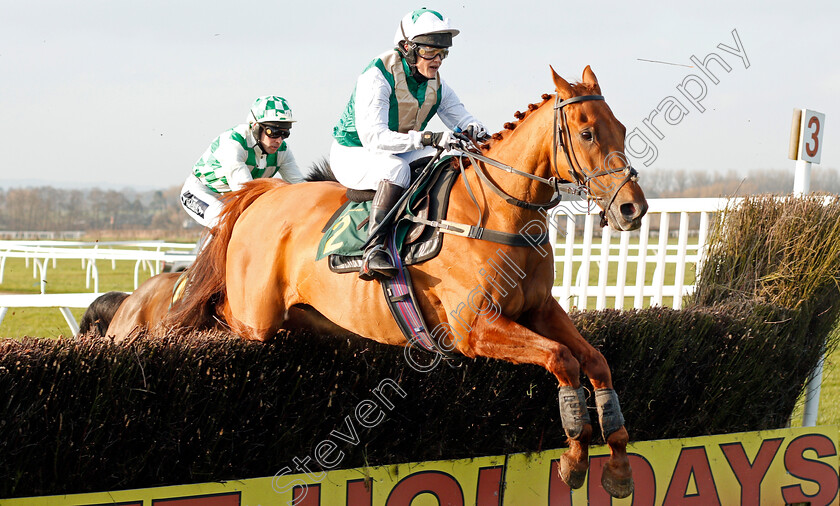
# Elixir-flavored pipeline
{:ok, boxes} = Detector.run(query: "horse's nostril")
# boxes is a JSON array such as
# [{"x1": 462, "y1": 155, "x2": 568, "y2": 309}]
[{"x1": 620, "y1": 203, "x2": 636, "y2": 218}]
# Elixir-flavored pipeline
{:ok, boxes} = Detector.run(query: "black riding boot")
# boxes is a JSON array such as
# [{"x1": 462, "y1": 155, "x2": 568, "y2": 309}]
[{"x1": 360, "y1": 180, "x2": 403, "y2": 281}]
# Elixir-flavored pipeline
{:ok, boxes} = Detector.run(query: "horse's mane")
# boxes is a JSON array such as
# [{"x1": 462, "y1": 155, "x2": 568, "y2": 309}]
[
  {"x1": 305, "y1": 157, "x2": 338, "y2": 182},
  {"x1": 480, "y1": 81, "x2": 597, "y2": 151},
  {"x1": 164, "y1": 179, "x2": 283, "y2": 330}
]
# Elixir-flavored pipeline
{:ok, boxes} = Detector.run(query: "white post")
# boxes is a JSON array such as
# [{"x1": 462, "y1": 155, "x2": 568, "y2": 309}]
[
  {"x1": 792, "y1": 108, "x2": 826, "y2": 426},
  {"x1": 802, "y1": 353, "x2": 824, "y2": 427},
  {"x1": 792, "y1": 159, "x2": 811, "y2": 196}
]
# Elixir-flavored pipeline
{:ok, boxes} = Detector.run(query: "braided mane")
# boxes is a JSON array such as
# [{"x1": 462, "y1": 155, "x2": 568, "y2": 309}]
[{"x1": 481, "y1": 81, "x2": 599, "y2": 151}]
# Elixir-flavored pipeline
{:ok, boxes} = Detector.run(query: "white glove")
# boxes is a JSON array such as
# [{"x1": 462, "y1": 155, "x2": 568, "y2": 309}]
[{"x1": 464, "y1": 123, "x2": 489, "y2": 141}]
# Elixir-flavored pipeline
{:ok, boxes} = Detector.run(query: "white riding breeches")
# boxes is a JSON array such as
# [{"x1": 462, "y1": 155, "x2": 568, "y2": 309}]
[
  {"x1": 180, "y1": 175, "x2": 225, "y2": 229},
  {"x1": 329, "y1": 141, "x2": 441, "y2": 190}
]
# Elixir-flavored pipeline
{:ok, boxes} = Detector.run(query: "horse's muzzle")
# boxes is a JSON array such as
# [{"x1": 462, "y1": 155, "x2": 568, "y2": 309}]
[{"x1": 607, "y1": 199, "x2": 648, "y2": 232}]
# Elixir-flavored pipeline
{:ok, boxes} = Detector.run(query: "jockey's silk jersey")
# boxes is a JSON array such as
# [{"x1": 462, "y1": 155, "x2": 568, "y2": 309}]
[
  {"x1": 333, "y1": 50, "x2": 481, "y2": 152},
  {"x1": 192, "y1": 123, "x2": 303, "y2": 193}
]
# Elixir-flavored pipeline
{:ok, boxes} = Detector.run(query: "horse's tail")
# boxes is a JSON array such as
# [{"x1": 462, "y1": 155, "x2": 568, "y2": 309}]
[
  {"x1": 164, "y1": 179, "x2": 281, "y2": 330},
  {"x1": 77, "y1": 291, "x2": 130, "y2": 337}
]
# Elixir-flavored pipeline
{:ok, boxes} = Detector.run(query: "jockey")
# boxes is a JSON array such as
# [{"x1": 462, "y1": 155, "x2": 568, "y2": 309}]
[
  {"x1": 180, "y1": 96, "x2": 304, "y2": 229},
  {"x1": 330, "y1": 8, "x2": 489, "y2": 281}
]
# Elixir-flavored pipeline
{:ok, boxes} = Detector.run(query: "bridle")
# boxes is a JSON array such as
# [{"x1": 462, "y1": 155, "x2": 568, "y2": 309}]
[
  {"x1": 458, "y1": 93, "x2": 639, "y2": 226},
  {"x1": 553, "y1": 94, "x2": 638, "y2": 226}
]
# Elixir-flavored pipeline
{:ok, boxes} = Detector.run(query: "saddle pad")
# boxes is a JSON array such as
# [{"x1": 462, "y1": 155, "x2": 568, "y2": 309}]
[
  {"x1": 317, "y1": 161, "x2": 460, "y2": 273},
  {"x1": 315, "y1": 201, "x2": 376, "y2": 260}
]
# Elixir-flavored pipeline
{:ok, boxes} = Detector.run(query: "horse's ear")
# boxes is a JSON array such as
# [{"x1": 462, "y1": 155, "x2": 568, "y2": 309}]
[
  {"x1": 582, "y1": 65, "x2": 602, "y2": 93},
  {"x1": 550, "y1": 65, "x2": 574, "y2": 100}
]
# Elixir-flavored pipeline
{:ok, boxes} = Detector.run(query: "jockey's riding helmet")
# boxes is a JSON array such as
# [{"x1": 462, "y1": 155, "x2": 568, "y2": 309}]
[{"x1": 394, "y1": 9, "x2": 459, "y2": 66}]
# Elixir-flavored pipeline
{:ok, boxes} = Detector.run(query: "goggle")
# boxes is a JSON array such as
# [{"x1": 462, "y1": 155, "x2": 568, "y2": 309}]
[
  {"x1": 416, "y1": 45, "x2": 449, "y2": 61},
  {"x1": 263, "y1": 125, "x2": 290, "y2": 139}
]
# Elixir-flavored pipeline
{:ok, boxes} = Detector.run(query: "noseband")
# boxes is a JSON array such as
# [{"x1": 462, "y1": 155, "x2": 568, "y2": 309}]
[{"x1": 553, "y1": 94, "x2": 639, "y2": 226}]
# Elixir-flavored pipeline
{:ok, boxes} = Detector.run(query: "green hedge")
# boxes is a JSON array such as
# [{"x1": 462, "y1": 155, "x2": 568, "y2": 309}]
[{"x1": 1, "y1": 194, "x2": 839, "y2": 497}]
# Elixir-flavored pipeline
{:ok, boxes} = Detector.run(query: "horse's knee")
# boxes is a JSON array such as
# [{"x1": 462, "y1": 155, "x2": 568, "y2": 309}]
[
  {"x1": 549, "y1": 345, "x2": 581, "y2": 384},
  {"x1": 581, "y1": 348, "x2": 613, "y2": 388},
  {"x1": 231, "y1": 318, "x2": 277, "y2": 343}
]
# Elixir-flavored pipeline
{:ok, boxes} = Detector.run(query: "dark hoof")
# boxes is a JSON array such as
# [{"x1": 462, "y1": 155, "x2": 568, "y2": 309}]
[
  {"x1": 559, "y1": 453, "x2": 587, "y2": 490},
  {"x1": 602, "y1": 466, "x2": 634, "y2": 498}
]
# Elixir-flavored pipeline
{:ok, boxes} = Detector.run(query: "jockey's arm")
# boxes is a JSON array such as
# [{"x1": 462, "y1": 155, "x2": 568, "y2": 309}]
[
  {"x1": 212, "y1": 136, "x2": 254, "y2": 191},
  {"x1": 355, "y1": 69, "x2": 424, "y2": 153},
  {"x1": 437, "y1": 81, "x2": 486, "y2": 135},
  {"x1": 274, "y1": 149, "x2": 305, "y2": 184}
]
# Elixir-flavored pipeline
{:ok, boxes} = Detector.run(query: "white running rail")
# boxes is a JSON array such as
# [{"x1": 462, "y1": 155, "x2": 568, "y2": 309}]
[
  {"x1": 0, "y1": 240, "x2": 196, "y2": 292},
  {"x1": 548, "y1": 197, "x2": 738, "y2": 311},
  {"x1": 0, "y1": 292, "x2": 106, "y2": 335}
]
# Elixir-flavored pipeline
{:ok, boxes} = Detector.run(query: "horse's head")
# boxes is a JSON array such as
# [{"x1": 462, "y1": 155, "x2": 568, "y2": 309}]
[{"x1": 550, "y1": 66, "x2": 648, "y2": 231}]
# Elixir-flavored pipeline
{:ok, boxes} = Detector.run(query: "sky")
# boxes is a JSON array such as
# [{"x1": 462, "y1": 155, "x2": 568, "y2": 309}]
[{"x1": 1, "y1": 0, "x2": 838, "y2": 190}]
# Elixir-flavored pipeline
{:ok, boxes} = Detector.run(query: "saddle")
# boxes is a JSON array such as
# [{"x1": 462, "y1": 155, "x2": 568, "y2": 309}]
[{"x1": 316, "y1": 157, "x2": 460, "y2": 274}]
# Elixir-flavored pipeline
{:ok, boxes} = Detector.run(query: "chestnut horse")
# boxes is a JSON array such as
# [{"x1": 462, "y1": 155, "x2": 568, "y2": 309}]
[{"x1": 107, "y1": 66, "x2": 646, "y2": 496}]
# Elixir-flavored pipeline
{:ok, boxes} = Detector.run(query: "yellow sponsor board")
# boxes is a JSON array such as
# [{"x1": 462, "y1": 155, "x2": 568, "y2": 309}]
[{"x1": 3, "y1": 426, "x2": 838, "y2": 506}]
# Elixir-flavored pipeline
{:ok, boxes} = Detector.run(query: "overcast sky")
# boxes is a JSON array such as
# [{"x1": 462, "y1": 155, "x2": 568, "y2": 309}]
[{"x1": 2, "y1": 0, "x2": 837, "y2": 190}]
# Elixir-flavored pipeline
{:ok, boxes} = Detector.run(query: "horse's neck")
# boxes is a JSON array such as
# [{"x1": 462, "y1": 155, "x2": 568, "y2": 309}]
[{"x1": 463, "y1": 113, "x2": 556, "y2": 232}]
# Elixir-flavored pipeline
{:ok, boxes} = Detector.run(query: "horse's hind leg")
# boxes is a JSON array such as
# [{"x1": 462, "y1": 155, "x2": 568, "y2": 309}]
[{"x1": 525, "y1": 298, "x2": 633, "y2": 498}]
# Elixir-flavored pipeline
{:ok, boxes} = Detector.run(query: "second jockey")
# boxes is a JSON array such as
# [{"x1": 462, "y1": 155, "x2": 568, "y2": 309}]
[
  {"x1": 330, "y1": 8, "x2": 488, "y2": 280},
  {"x1": 180, "y1": 95, "x2": 304, "y2": 229}
]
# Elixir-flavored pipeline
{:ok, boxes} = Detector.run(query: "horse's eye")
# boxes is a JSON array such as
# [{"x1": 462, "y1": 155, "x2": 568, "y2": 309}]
[{"x1": 580, "y1": 130, "x2": 593, "y2": 142}]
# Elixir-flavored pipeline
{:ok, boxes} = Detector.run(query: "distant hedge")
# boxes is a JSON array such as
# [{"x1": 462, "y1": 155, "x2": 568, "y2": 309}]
[{"x1": 1, "y1": 194, "x2": 839, "y2": 498}]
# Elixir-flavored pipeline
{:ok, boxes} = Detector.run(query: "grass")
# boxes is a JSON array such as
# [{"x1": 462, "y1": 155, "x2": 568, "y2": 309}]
[
  {"x1": 1, "y1": 239, "x2": 838, "y2": 428},
  {"x1": 0, "y1": 256, "x2": 154, "y2": 337}
]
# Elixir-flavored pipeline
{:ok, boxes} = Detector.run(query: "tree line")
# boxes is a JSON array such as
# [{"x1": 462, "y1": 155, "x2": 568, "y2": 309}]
[
  {"x1": 0, "y1": 166, "x2": 837, "y2": 231},
  {"x1": 0, "y1": 186, "x2": 188, "y2": 232}
]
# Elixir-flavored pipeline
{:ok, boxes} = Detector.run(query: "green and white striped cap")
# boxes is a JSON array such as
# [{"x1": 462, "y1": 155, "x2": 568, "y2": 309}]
[{"x1": 249, "y1": 96, "x2": 296, "y2": 124}]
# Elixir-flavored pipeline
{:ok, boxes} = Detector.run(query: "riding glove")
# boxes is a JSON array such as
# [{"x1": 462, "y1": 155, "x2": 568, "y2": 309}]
[
  {"x1": 464, "y1": 123, "x2": 490, "y2": 141},
  {"x1": 421, "y1": 131, "x2": 459, "y2": 150}
]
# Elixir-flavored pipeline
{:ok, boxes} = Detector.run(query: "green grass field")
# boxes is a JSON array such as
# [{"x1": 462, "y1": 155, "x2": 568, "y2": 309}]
[
  {"x1": 0, "y1": 256, "x2": 157, "y2": 337},
  {"x1": 1, "y1": 245, "x2": 837, "y2": 428}
]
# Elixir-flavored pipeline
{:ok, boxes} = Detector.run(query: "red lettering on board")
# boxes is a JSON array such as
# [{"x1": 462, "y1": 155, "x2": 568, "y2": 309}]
[
  {"x1": 720, "y1": 438, "x2": 783, "y2": 506},
  {"x1": 781, "y1": 434, "x2": 839, "y2": 505},
  {"x1": 346, "y1": 478, "x2": 372, "y2": 506},
  {"x1": 151, "y1": 492, "x2": 240, "y2": 505},
  {"x1": 548, "y1": 459, "x2": 572, "y2": 506},
  {"x1": 476, "y1": 466, "x2": 503, "y2": 506},
  {"x1": 589, "y1": 454, "x2": 656, "y2": 505},
  {"x1": 385, "y1": 470, "x2": 464, "y2": 506},
  {"x1": 293, "y1": 484, "x2": 321, "y2": 506},
  {"x1": 663, "y1": 447, "x2": 721, "y2": 505}
]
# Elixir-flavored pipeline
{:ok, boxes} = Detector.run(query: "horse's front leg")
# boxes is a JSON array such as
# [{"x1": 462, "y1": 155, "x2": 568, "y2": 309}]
[
  {"x1": 523, "y1": 296, "x2": 633, "y2": 499},
  {"x1": 466, "y1": 313, "x2": 594, "y2": 491}
]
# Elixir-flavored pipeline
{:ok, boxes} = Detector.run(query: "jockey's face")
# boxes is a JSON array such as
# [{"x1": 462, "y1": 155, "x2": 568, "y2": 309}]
[
  {"x1": 259, "y1": 130, "x2": 286, "y2": 154},
  {"x1": 407, "y1": 43, "x2": 443, "y2": 79}
]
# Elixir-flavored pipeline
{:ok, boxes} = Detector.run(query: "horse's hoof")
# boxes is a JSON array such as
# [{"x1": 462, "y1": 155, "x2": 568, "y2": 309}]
[
  {"x1": 601, "y1": 466, "x2": 634, "y2": 498},
  {"x1": 559, "y1": 453, "x2": 587, "y2": 490}
]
